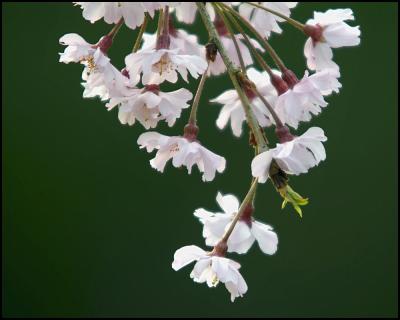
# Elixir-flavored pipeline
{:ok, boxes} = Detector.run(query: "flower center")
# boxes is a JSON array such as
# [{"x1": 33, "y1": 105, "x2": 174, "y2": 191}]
[
  {"x1": 169, "y1": 143, "x2": 180, "y2": 153},
  {"x1": 153, "y1": 54, "x2": 174, "y2": 76}
]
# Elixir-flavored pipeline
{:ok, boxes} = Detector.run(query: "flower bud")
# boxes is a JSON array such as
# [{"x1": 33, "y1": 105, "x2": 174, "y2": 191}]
[
  {"x1": 183, "y1": 123, "x2": 199, "y2": 142},
  {"x1": 240, "y1": 203, "x2": 254, "y2": 227},
  {"x1": 304, "y1": 24, "x2": 324, "y2": 43},
  {"x1": 270, "y1": 74, "x2": 289, "y2": 95},
  {"x1": 275, "y1": 125, "x2": 294, "y2": 143},
  {"x1": 282, "y1": 68, "x2": 299, "y2": 88}
]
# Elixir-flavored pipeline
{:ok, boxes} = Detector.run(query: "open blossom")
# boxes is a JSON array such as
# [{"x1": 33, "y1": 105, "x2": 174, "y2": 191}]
[
  {"x1": 106, "y1": 86, "x2": 193, "y2": 129},
  {"x1": 211, "y1": 68, "x2": 276, "y2": 137},
  {"x1": 194, "y1": 192, "x2": 278, "y2": 255},
  {"x1": 304, "y1": 8, "x2": 361, "y2": 71},
  {"x1": 59, "y1": 33, "x2": 95, "y2": 63},
  {"x1": 238, "y1": 2, "x2": 298, "y2": 38},
  {"x1": 74, "y1": 2, "x2": 161, "y2": 29},
  {"x1": 125, "y1": 48, "x2": 208, "y2": 85},
  {"x1": 275, "y1": 69, "x2": 341, "y2": 129},
  {"x1": 172, "y1": 245, "x2": 248, "y2": 302},
  {"x1": 59, "y1": 33, "x2": 133, "y2": 100},
  {"x1": 137, "y1": 132, "x2": 226, "y2": 182},
  {"x1": 252, "y1": 127, "x2": 327, "y2": 183}
]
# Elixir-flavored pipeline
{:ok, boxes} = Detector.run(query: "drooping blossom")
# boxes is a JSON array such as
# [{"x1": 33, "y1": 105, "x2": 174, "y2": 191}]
[
  {"x1": 252, "y1": 127, "x2": 327, "y2": 183},
  {"x1": 172, "y1": 245, "x2": 248, "y2": 302},
  {"x1": 275, "y1": 68, "x2": 341, "y2": 129},
  {"x1": 194, "y1": 192, "x2": 278, "y2": 254},
  {"x1": 106, "y1": 85, "x2": 193, "y2": 129},
  {"x1": 303, "y1": 8, "x2": 361, "y2": 71},
  {"x1": 211, "y1": 68, "x2": 276, "y2": 136},
  {"x1": 137, "y1": 132, "x2": 226, "y2": 182},
  {"x1": 125, "y1": 48, "x2": 208, "y2": 85}
]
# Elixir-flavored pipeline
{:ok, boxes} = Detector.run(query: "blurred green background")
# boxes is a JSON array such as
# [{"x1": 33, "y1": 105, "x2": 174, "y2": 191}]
[{"x1": 2, "y1": 2, "x2": 398, "y2": 317}]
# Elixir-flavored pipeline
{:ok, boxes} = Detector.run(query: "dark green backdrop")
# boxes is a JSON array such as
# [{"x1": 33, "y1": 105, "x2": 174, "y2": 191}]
[{"x1": 2, "y1": 2, "x2": 398, "y2": 317}]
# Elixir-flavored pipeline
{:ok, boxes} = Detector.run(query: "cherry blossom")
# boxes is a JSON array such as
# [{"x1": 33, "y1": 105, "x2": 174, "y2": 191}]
[
  {"x1": 252, "y1": 127, "x2": 327, "y2": 182},
  {"x1": 194, "y1": 192, "x2": 278, "y2": 254},
  {"x1": 125, "y1": 48, "x2": 208, "y2": 85},
  {"x1": 106, "y1": 85, "x2": 193, "y2": 128},
  {"x1": 172, "y1": 245, "x2": 248, "y2": 302},
  {"x1": 304, "y1": 8, "x2": 361, "y2": 71},
  {"x1": 211, "y1": 68, "x2": 276, "y2": 136},
  {"x1": 137, "y1": 132, "x2": 226, "y2": 182},
  {"x1": 275, "y1": 68, "x2": 341, "y2": 129}
]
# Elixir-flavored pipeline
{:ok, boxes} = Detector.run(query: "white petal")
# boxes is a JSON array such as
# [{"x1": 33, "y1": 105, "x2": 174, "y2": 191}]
[{"x1": 172, "y1": 245, "x2": 206, "y2": 271}]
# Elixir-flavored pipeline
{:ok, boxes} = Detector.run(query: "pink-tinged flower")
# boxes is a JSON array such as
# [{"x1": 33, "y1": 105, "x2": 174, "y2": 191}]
[
  {"x1": 238, "y1": 2, "x2": 298, "y2": 38},
  {"x1": 304, "y1": 8, "x2": 361, "y2": 71},
  {"x1": 252, "y1": 127, "x2": 327, "y2": 182},
  {"x1": 125, "y1": 48, "x2": 208, "y2": 85},
  {"x1": 172, "y1": 245, "x2": 248, "y2": 302},
  {"x1": 137, "y1": 132, "x2": 226, "y2": 182},
  {"x1": 275, "y1": 69, "x2": 341, "y2": 129},
  {"x1": 59, "y1": 33, "x2": 94, "y2": 63},
  {"x1": 211, "y1": 68, "x2": 276, "y2": 137},
  {"x1": 194, "y1": 192, "x2": 278, "y2": 255},
  {"x1": 73, "y1": 2, "x2": 161, "y2": 30},
  {"x1": 106, "y1": 86, "x2": 193, "y2": 129}
]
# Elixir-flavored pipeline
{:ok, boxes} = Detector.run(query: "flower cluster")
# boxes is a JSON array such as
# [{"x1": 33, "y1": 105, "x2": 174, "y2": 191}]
[{"x1": 59, "y1": 2, "x2": 360, "y2": 301}]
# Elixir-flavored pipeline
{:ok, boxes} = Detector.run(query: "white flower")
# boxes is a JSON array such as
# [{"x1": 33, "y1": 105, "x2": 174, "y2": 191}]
[
  {"x1": 252, "y1": 127, "x2": 327, "y2": 182},
  {"x1": 59, "y1": 33, "x2": 135, "y2": 100},
  {"x1": 209, "y1": 34, "x2": 264, "y2": 76},
  {"x1": 74, "y1": 2, "x2": 161, "y2": 30},
  {"x1": 275, "y1": 69, "x2": 341, "y2": 129},
  {"x1": 125, "y1": 48, "x2": 208, "y2": 85},
  {"x1": 238, "y1": 2, "x2": 298, "y2": 38},
  {"x1": 137, "y1": 132, "x2": 226, "y2": 182},
  {"x1": 80, "y1": 48, "x2": 132, "y2": 101},
  {"x1": 304, "y1": 8, "x2": 361, "y2": 71},
  {"x1": 172, "y1": 2, "x2": 216, "y2": 24},
  {"x1": 172, "y1": 245, "x2": 248, "y2": 302},
  {"x1": 106, "y1": 86, "x2": 193, "y2": 128},
  {"x1": 194, "y1": 192, "x2": 278, "y2": 255},
  {"x1": 211, "y1": 68, "x2": 276, "y2": 136},
  {"x1": 59, "y1": 33, "x2": 94, "y2": 63},
  {"x1": 141, "y1": 30, "x2": 202, "y2": 57}
]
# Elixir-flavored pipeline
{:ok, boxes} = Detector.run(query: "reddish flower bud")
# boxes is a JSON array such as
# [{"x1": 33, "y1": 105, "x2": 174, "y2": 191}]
[
  {"x1": 95, "y1": 35, "x2": 113, "y2": 54},
  {"x1": 275, "y1": 125, "x2": 295, "y2": 143},
  {"x1": 270, "y1": 74, "x2": 289, "y2": 95},
  {"x1": 183, "y1": 123, "x2": 199, "y2": 142},
  {"x1": 282, "y1": 68, "x2": 299, "y2": 88},
  {"x1": 304, "y1": 24, "x2": 324, "y2": 43},
  {"x1": 239, "y1": 203, "x2": 254, "y2": 227}
]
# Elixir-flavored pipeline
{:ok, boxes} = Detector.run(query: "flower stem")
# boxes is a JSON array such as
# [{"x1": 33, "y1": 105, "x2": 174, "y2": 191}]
[
  {"x1": 219, "y1": 3, "x2": 287, "y2": 71},
  {"x1": 162, "y1": 5, "x2": 170, "y2": 35},
  {"x1": 156, "y1": 8, "x2": 164, "y2": 39},
  {"x1": 245, "y1": 2, "x2": 305, "y2": 31},
  {"x1": 197, "y1": 2, "x2": 268, "y2": 151},
  {"x1": 253, "y1": 87, "x2": 284, "y2": 128},
  {"x1": 220, "y1": 178, "x2": 258, "y2": 243},
  {"x1": 213, "y1": 4, "x2": 246, "y2": 73},
  {"x1": 132, "y1": 14, "x2": 149, "y2": 52},
  {"x1": 188, "y1": 64, "x2": 209, "y2": 125},
  {"x1": 220, "y1": 6, "x2": 274, "y2": 77},
  {"x1": 107, "y1": 18, "x2": 124, "y2": 40}
]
